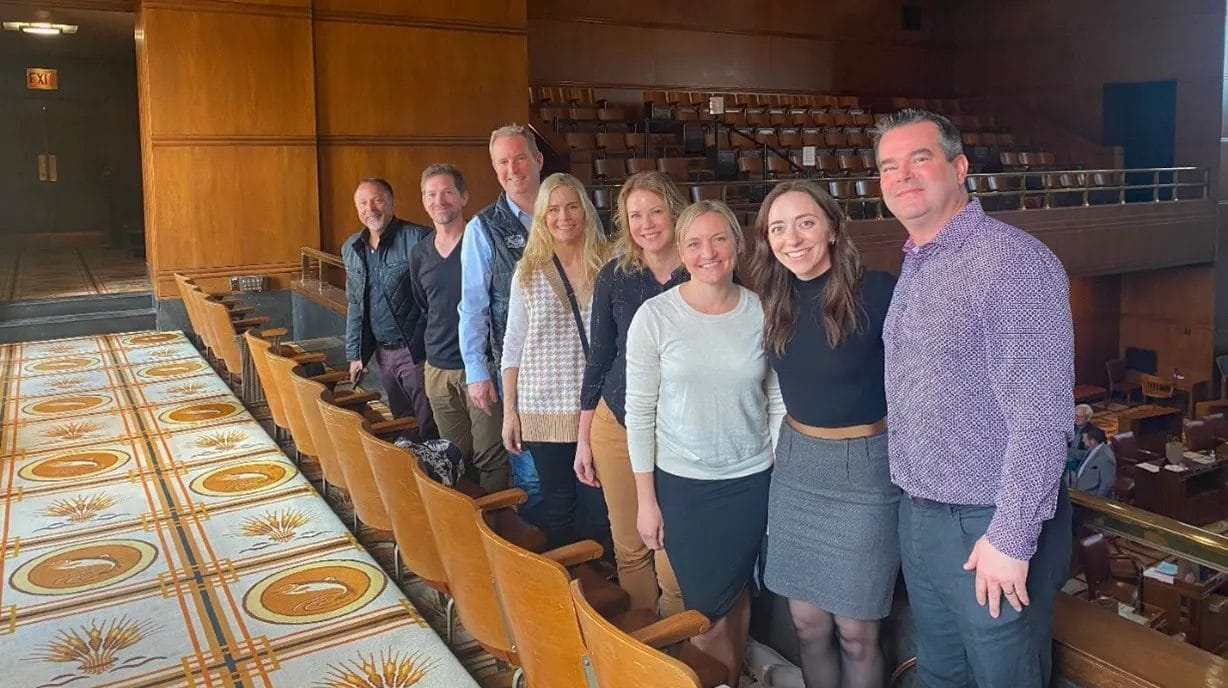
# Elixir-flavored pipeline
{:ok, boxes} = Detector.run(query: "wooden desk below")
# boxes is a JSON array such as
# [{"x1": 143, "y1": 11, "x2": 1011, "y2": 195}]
[
  {"x1": 1134, "y1": 451, "x2": 1228, "y2": 526},
  {"x1": 1112, "y1": 405, "x2": 1185, "y2": 452}
]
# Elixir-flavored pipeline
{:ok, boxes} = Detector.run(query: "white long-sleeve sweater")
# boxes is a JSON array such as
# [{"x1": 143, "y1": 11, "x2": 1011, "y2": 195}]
[{"x1": 625, "y1": 286, "x2": 784, "y2": 480}]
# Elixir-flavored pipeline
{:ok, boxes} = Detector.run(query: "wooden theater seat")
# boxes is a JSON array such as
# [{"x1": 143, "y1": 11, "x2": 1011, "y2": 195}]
[
  {"x1": 478, "y1": 514, "x2": 728, "y2": 687},
  {"x1": 571, "y1": 578, "x2": 722, "y2": 688},
  {"x1": 317, "y1": 398, "x2": 414, "y2": 532},
  {"x1": 411, "y1": 459, "x2": 548, "y2": 680}
]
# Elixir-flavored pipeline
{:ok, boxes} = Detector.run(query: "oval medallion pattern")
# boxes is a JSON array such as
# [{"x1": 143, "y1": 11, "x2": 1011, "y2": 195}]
[{"x1": 243, "y1": 560, "x2": 385, "y2": 624}]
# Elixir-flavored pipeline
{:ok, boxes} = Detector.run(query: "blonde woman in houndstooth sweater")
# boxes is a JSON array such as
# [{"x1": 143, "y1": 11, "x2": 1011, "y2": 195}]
[{"x1": 502, "y1": 172, "x2": 613, "y2": 550}]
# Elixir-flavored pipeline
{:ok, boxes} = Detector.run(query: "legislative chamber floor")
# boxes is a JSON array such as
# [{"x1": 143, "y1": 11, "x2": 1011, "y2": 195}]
[{"x1": 0, "y1": 331, "x2": 478, "y2": 688}]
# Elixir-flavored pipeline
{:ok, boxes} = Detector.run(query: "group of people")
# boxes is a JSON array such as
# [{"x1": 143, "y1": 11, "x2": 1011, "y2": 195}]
[{"x1": 342, "y1": 109, "x2": 1076, "y2": 688}]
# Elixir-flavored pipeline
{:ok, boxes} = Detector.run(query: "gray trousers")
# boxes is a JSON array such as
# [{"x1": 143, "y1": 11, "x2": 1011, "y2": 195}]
[{"x1": 899, "y1": 484, "x2": 1071, "y2": 688}]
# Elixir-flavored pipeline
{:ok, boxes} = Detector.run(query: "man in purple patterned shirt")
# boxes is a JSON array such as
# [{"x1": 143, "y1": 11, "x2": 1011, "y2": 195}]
[{"x1": 875, "y1": 109, "x2": 1074, "y2": 687}]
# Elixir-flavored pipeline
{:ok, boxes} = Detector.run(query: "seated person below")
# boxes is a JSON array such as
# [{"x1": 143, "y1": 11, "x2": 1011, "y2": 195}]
[
  {"x1": 1070, "y1": 425, "x2": 1115, "y2": 498},
  {"x1": 1070, "y1": 403, "x2": 1094, "y2": 451}
]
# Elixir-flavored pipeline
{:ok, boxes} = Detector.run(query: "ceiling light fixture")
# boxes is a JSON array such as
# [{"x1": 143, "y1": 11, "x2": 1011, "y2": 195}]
[{"x1": 2, "y1": 21, "x2": 79, "y2": 36}]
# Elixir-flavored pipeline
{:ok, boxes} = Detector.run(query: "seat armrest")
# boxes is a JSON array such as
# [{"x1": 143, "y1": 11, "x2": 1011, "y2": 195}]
[
  {"x1": 260, "y1": 327, "x2": 288, "y2": 339},
  {"x1": 475, "y1": 488, "x2": 528, "y2": 511},
  {"x1": 630, "y1": 610, "x2": 711, "y2": 648},
  {"x1": 232, "y1": 316, "x2": 270, "y2": 328},
  {"x1": 291, "y1": 352, "x2": 326, "y2": 365},
  {"x1": 1137, "y1": 449, "x2": 1163, "y2": 461},
  {"x1": 227, "y1": 306, "x2": 256, "y2": 317},
  {"x1": 369, "y1": 417, "x2": 417, "y2": 435},
  {"x1": 309, "y1": 370, "x2": 350, "y2": 384},
  {"x1": 334, "y1": 390, "x2": 381, "y2": 408},
  {"x1": 541, "y1": 540, "x2": 603, "y2": 568}
]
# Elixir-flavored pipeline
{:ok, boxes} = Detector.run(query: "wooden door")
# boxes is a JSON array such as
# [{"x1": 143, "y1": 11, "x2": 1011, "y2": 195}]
[{"x1": 0, "y1": 99, "x2": 52, "y2": 233}]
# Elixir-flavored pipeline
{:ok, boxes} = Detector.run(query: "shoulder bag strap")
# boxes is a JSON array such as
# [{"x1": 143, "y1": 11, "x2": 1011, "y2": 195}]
[{"x1": 552, "y1": 254, "x2": 590, "y2": 357}]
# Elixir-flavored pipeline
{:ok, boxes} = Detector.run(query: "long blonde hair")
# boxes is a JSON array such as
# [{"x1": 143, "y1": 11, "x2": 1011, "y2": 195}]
[
  {"x1": 613, "y1": 171, "x2": 688, "y2": 273},
  {"x1": 519, "y1": 173, "x2": 609, "y2": 299}
]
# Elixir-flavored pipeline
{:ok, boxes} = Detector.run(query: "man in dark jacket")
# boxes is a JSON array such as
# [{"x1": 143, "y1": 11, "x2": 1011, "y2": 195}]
[{"x1": 342, "y1": 177, "x2": 437, "y2": 439}]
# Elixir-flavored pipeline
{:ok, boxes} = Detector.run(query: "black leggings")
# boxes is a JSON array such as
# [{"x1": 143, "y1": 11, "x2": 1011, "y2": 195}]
[{"x1": 525, "y1": 441, "x2": 612, "y2": 554}]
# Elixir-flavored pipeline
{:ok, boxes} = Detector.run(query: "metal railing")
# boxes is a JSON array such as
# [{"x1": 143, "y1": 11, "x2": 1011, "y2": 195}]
[
  {"x1": 1072, "y1": 490, "x2": 1228, "y2": 572},
  {"x1": 586, "y1": 166, "x2": 1208, "y2": 223}
]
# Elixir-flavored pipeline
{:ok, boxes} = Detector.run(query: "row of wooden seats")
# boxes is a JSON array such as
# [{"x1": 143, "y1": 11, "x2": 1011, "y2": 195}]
[
  {"x1": 564, "y1": 131, "x2": 680, "y2": 154},
  {"x1": 173, "y1": 272, "x2": 268, "y2": 402},
  {"x1": 244, "y1": 328, "x2": 727, "y2": 687},
  {"x1": 680, "y1": 108, "x2": 876, "y2": 128},
  {"x1": 711, "y1": 127, "x2": 874, "y2": 154},
  {"x1": 647, "y1": 89, "x2": 860, "y2": 110},
  {"x1": 1000, "y1": 151, "x2": 1055, "y2": 168},
  {"x1": 587, "y1": 157, "x2": 715, "y2": 184},
  {"x1": 531, "y1": 85, "x2": 597, "y2": 107},
  {"x1": 890, "y1": 96, "x2": 963, "y2": 113},
  {"x1": 540, "y1": 105, "x2": 627, "y2": 124}
]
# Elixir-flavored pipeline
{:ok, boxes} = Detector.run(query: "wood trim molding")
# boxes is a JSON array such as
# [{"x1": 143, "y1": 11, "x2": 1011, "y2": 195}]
[
  {"x1": 312, "y1": 11, "x2": 525, "y2": 35},
  {"x1": 150, "y1": 134, "x2": 317, "y2": 147},
  {"x1": 316, "y1": 135, "x2": 489, "y2": 147},
  {"x1": 0, "y1": 0, "x2": 133, "y2": 11},
  {"x1": 141, "y1": 0, "x2": 310, "y2": 19},
  {"x1": 528, "y1": 14, "x2": 953, "y2": 48}
]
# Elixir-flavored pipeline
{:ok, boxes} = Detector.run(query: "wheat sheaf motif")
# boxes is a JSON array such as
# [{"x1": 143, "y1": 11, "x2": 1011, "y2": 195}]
[
  {"x1": 44, "y1": 494, "x2": 118, "y2": 523},
  {"x1": 240, "y1": 509, "x2": 311, "y2": 543},
  {"x1": 316, "y1": 650, "x2": 436, "y2": 688},
  {"x1": 46, "y1": 375, "x2": 87, "y2": 391},
  {"x1": 167, "y1": 382, "x2": 210, "y2": 397},
  {"x1": 146, "y1": 347, "x2": 180, "y2": 359},
  {"x1": 36, "y1": 616, "x2": 164, "y2": 676},
  {"x1": 192, "y1": 430, "x2": 249, "y2": 453},
  {"x1": 44, "y1": 343, "x2": 84, "y2": 354},
  {"x1": 41, "y1": 421, "x2": 103, "y2": 441}
]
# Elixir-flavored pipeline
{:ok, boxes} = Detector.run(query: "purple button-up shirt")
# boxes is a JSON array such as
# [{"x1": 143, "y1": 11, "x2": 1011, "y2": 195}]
[{"x1": 884, "y1": 199, "x2": 1073, "y2": 560}]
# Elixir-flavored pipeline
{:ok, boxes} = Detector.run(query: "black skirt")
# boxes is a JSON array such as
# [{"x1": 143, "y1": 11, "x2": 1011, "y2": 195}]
[{"x1": 656, "y1": 467, "x2": 771, "y2": 619}]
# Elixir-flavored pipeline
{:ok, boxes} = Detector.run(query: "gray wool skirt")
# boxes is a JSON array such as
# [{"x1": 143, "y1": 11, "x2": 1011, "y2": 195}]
[{"x1": 763, "y1": 423, "x2": 901, "y2": 620}]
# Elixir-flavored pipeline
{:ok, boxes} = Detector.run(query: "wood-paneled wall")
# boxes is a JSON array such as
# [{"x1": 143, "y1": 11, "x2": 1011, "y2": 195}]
[
  {"x1": 527, "y1": 0, "x2": 955, "y2": 97},
  {"x1": 137, "y1": 0, "x2": 318, "y2": 297},
  {"x1": 1070, "y1": 275, "x2": 1122, "y2": 387},
  {"x1": 313, "y1": 0, "x2": 527, "y2": 253},
  {"x1": 1119, "y1": 266, "x2": 1215, "y2": 380},
  {"x1": 136, "y1": 0, "x2": 528, "y2": 297},
  {"x1": 951, "y1": 0, "x2": 1224, "y2": 179}
]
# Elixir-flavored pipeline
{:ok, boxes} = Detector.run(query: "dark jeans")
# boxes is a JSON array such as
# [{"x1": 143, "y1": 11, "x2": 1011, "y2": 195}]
[
  {"x1": 373, "y1": 346, "x2": 438, "y2": 440},
  {"x1": 524, "y1": 441, "x2": 612, "y2": 554},
  {"x1": 899, "y1": 484, "x2": 1071, "y2": 688}
]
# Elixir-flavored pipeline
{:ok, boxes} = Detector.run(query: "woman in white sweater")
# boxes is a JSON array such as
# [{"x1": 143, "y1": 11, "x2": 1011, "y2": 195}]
[
  {"x1": 626, "y1": 199, "x2": 784, "y2": 685},
  {"x1": 502, "y1": 172, "x2": 612, "y2": 549}
]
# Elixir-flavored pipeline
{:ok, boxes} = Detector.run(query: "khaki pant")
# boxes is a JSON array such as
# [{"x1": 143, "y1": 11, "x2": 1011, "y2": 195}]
[
  {"x1": 424, "y1": 363, "x2": 509, "y2": 493},
  {"x1": 591, "y1": 399, "x2": 683, "y2": 616}
]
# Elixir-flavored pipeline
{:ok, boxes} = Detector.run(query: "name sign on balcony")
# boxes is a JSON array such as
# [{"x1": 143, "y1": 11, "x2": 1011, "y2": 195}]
[
  {"x1": 709, "y1": 95, "x2": 725, "y2": 116},
  {"x1": 801, "y1": 145, "x2": 817, "y2": 167},
  {"x1": 26, "y1": 67, "x2": 57, "y2": 90}
]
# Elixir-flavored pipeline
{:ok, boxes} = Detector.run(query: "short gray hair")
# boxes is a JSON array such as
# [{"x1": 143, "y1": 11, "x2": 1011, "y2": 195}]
[
  {"x1": 871, "y1": 108, "x2": 963, "y2": 161},
  {"x1": 1075, "y1": 404, "x2": 1094, "y2": 419},
  {"x1": 420, "y1": 163, "x2": 467, "y2": 195},
  {"x1": 357, "y1": 176, "x2": 394, "y2": 198},
  {"x1": 489, "y1": 123, "x2": 541, "y2": 158}
]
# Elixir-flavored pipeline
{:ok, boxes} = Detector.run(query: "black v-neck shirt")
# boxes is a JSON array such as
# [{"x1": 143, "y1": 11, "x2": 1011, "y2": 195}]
[{"x1": 410, "y1": 237, "x2": 465, "y2": 370}]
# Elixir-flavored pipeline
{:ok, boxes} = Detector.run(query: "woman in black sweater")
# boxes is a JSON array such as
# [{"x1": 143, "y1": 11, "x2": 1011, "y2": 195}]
[
  {"x1": 575, "y1": 171, "x2": 688, "y2": 615},
  {"x1": 747, "y1": 180, "x2": 901, "y2": 688}
]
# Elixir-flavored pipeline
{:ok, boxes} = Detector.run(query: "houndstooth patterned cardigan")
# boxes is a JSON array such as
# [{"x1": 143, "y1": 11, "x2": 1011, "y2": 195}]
[{"x1": 500, "y1": 263, "x2": 591, "y2": 443}]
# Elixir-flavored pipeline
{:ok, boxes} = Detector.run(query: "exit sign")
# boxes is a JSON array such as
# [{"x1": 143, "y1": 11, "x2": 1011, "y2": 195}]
[{"x1": 26, "y1": 68, "x2": 57, "y2": 90}]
